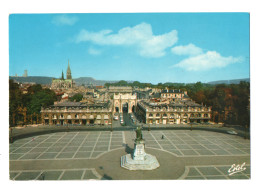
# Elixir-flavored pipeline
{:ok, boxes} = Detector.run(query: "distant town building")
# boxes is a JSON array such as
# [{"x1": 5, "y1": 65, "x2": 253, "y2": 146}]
[
  {"x1": 160, "y1": 89, "x2": 188, "y2": 99},
  {"x1": 23, "y1": 70, "x2": 28, "y2": 77},
  {"x1": 51, "y1": 60, "x2": 75, "y2": 89},
  {"x1": 134, "y1": 89, "x2": 153, "y2": 99}
]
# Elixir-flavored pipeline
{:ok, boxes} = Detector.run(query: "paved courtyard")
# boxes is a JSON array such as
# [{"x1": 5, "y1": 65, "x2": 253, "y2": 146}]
[
  {"x1": 9, "y1": 130, "x2": 250, "y2": 180},
  {"x1": 10, "y1": 131, "x2": 124, "y2": 160}
]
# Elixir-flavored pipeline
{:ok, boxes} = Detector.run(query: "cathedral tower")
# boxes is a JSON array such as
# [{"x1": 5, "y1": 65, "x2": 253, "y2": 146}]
[{"x1": 66, "y1": 59, "x2": 72, "y2": 79}]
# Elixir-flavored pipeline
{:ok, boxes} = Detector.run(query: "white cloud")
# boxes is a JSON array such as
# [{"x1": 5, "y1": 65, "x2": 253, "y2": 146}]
[
  {"x1": 88, "y1": 47, "x2": 101, "y2": 55},
  {"x1": 171, "y1": 43, "x2": 203, "y2": 56},
  {"x1": 52, "y1": 15, "x2": 78, "y2": 26},
  {"x1": 75, "y1": 23, "x2": 178, "y2": 58},
  {"x1": 173, "y1": 51, "x2": 243, "y2": 71}
]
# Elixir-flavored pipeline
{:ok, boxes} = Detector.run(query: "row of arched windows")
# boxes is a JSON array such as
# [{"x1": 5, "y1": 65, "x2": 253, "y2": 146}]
[
  {"x1": 151, "y1": 107, "x2": 210, "y2": 112},
  {"x1": 148, "y1": 113, "x2": 209, "y2": 118},
  {"x1": 46, "y1": 114, "x2": 110, "y2": 119}
]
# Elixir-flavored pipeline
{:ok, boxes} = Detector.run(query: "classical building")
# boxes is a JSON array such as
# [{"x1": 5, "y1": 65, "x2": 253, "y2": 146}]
[
  {"x1": 136, "y1": 98, "x2": 211, "y2": 125},
  {"x1": 51, "y1": 60, "x2": 75, "y2": 89},
  {"x1": 41, "y1": 101, "x2": 113, "y2": 125}
]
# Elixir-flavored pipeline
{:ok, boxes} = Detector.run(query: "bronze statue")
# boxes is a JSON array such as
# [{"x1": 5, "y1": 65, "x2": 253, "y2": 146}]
[{"x1": 135, "y1": 127, "x2": 143, "y2": 141}]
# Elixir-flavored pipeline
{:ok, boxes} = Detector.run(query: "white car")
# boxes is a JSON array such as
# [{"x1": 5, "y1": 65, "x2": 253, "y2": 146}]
[
  {"x1": 227, "y1": 130, "x2": 238, "y2": 135},
  {"x1": 113, "y1": 116, "x2": 119, "y2": 120}
]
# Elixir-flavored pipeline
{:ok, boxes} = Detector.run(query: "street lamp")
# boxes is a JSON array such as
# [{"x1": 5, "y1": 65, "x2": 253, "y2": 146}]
[
  {"x1": 244, "y1": 124, "x2": 248, "y2": 139},
  {"x1": 10, "y1": 127, "x2": 13, "y2": 143},
  {"x1": 110, "y1": 115, "x2": 113, "y2": 132}
]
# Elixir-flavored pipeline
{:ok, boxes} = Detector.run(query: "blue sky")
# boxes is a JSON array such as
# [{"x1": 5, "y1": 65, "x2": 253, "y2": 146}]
[{"x1": 9, "y1": 13, "x2": 249, "y2": 84}]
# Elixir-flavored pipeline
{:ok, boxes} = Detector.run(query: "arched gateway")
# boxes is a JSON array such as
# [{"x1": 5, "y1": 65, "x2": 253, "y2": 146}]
[{"x1": 113, "y1": 93, "x2": 137, "y2": 114}]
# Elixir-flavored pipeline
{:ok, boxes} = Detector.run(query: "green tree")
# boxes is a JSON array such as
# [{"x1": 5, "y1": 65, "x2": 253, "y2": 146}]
[
  {"x1": 69, "y1": 93, "x2": 83, "y2": 102},
  {"x1": 9, "y1": 80, "x2": 22, "y2": 126},
  {"x1": 27, "y1": 84, "x2": 42, "y2": 94},
  {"x1": 117, "y1": 80, "x2": 128, "y2": 86},
  {"x1": 27, "y1": 89, "x2": 57, "y2": 115}
]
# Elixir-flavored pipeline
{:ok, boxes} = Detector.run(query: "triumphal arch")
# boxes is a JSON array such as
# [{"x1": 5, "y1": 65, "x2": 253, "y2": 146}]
[{"x1": 113, "y1": 93, "x2": 137, "y2": 114}]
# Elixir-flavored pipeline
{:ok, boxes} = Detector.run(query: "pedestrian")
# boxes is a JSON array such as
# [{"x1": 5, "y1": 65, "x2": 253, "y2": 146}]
[
  {"x1": 32, "y1": 137, "x2": 35, "y2": 141},
  {"x1": 40, "y1": 173, "x2": 45, "y2": 180},
  {"x1": 161, "y1": 135, "x2": 164, "y2": 139}
]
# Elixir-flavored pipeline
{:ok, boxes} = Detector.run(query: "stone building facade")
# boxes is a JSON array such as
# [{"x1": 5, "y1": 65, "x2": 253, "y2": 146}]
[
  {"x1": 41, "y1": 101, "x2": 113, "y2": 125},
  {"x1": 136, "y1": 99, "x2": 211, "y2": 125}
]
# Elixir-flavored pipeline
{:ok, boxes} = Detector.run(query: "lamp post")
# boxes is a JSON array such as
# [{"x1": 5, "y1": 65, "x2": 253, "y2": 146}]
[
  {"x1": 244, "y1": 124, "x2": 248, "y2": 139},
  {"x1": 110, "y1": 115, "x2": 113, "y2": 132},
  {"x1": 10, "y1": 127, "x2": 13, "y2": 143}
]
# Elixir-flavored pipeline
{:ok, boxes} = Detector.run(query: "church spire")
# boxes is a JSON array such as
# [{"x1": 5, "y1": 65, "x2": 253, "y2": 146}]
[
  {"x1": 66, "y1": 59, "x2": 72, "y2": 79},
  {"x1": 61, "y1": 70, "x2": 64, "y2": 80}
]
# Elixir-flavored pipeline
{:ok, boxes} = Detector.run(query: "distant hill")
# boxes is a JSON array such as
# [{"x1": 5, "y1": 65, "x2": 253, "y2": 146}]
[
  {"x1": 74, "y1": 77, "x2": 117, "y2": 86},
  {"x1": 9, "y1": 76, "x2": 54, "y2": 85},
  {"x1": 9, "y1": 76, "x2": 117, "y2": 86},
  {"x1": 207, "y1": 78, "x2": 250, "y2": 85}
]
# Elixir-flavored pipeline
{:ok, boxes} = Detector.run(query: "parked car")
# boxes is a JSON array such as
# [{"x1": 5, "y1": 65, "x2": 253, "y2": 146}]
[
  {"x1": 227, "y1": 130, "x2": 238, "y2": 135},
  {"x1": 113, "y1": 116, "x2": 119, "y2": 120}
]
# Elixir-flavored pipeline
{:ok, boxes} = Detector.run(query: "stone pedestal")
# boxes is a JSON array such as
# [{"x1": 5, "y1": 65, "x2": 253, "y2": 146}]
[
  {"x1": 121, "y1": 140, "x2": 160, "y2": 170},
  {"x1": 133, "y1": 141, "x2": 146, "y2": 160}
]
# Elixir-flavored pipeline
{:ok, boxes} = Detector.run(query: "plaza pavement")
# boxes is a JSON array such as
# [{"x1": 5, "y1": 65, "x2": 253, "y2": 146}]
[{"x1": 9, "y1": 130, "x2": 250, "y2": 180}]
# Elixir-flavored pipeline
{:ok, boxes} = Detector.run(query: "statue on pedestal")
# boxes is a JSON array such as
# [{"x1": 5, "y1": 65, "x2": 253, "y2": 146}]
[{"x1": 121, "y1": 127, "x2": 160, "y2": 170}]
